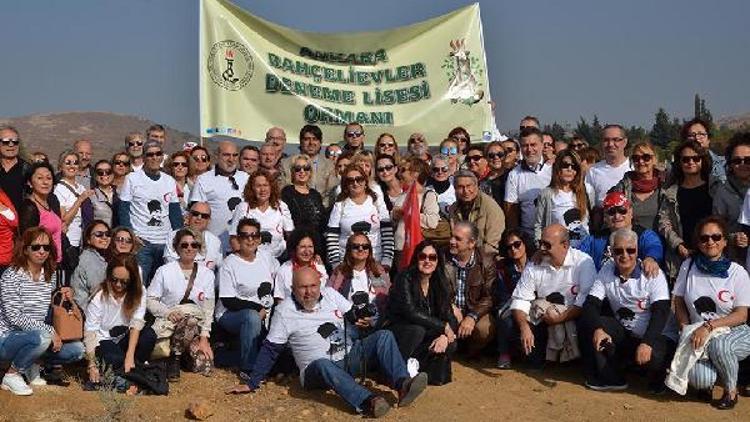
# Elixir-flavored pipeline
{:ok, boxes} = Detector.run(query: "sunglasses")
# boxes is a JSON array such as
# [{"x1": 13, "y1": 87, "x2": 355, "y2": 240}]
[
  {"x1": 96, "y1": 169, "x2": 113, "y2": 176},
  {"x1": 505, "y1": 240, "x2": 523, "y2": 251},
  {"x1": 28, "y1": 244, "x2": 52, "y2": 252},
  {"x1": 111, "y1": 276, "x2": 130, "y2": 286},
  {"x1": 559, "y1": 162, "x2": 578, "y2": 171},
  {"x1": 699, "y1": 233, "x2": 724, "y2": 244},
  {"x1": 418, "y1": 252, "x2": 438, "y2": 262},
  {"x1": 180, "y1": 241, "x2": 201, "y2": 249},
  {"x1": 0, "y1": 138, "x2": 20, "y2": 146},
  {"x1": 346, "y1": 175, "x2": 366, "y2": 185},
  {"x1": 606, "y1": 206, "x2": 628, "y2": 216},
  {"x1": 113, "y1": 159, "x2": 130, "y2": 166},
  {"x1": 92, "y1": 230, "x2": 111, "y2": 239},
  {"x1": 145, "y1": 151, "x2": 164, "y2": 158},
  {"x1": 346, "y1": 131, "x2": 363, "y2": 138},
  {"x1": 172, "y1": 161, "x2": 189, "y2": 168},
  {"x1": 543, "y1": 142, "x2": 554, "y2": 148},
  {"x1": 293, "y1": 165, "x2": 312, "y2": 173},
  {"x1": 681, "y1": 155, "x2": 701, "y2": 164},
  {"x1": 432, "y1": 166, "x2": 449, "y2": 173},
  {"x1": 128, "y1": 140, "x2": 143, "y2": 147},
  {"x1": 487, "y1": 151, "x2": 505, "y2": 160},
  {"x1": 379, "y1": 142, "x2": 395, "y2": 148},
  {"x1": 115, "y1": 236, "x2": 133, "y2": 244},
  {"x1": 687, "y1": 131, "x2": 708, "y2": 138},
  {"x1": 504, "y1": 147, "x2": 517, "y2": 154},
  {"x1": 452, "y1": 136, "x2": 468, "y2": 143},
  {"x1": 192, "y1": 155, "x2": 209, "y2": 163},
  {"x1": 326, "y1": 150, "x2": 342, "y2": 158},
  {"x1": 441, "y1": 146, "x2": 458, "y2": 155},
  {"x1": 631, "y1": 154, "x2": 653, "y2": 163},
  {"x1": 64, "y1": 160, "x2": 79, "y2": 166},
  {"x1": 731, "y1": 157, "x2": 750, "y2": 166},
  {"x1": 237, "y1": 231, "x2": 261, "y2": 240},
  {"x1": 519, "y1": 125, "x2": 536, "y2": 131},
  {"x1": 612, "y1": 247, "x2": 637, "y2": 256},
  {"x1": 376, "y1": 164, "x2": 395, "y2": 173},
  {"x1": 570, "y1": 142, "x2": 585, "y2": 150},
  {"x1": 350, "y1": 243, "x2": 371, "y2": 251},
  {"x1": 466, "y1": 155, "x2": 483, "y2": 162},
  {"x1": 190, "y1": 210, "x2": 211, "y2": 219}
]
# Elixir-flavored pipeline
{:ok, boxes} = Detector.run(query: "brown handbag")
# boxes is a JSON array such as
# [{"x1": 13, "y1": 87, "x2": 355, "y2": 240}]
[{"x1": 51, "y1": 291, "x2": 84, "y2": 341}]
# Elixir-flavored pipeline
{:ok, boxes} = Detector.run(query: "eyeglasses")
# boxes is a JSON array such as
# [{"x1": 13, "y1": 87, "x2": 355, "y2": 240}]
[
  {"x1": 432, "y1": 166, "x2": 449, "y2": 174},
  {"x1": 543, "y1": 142, "x2": 554, "y2": 148},
  {"x1": 687, "y1": 131, "x2": 708, "y2": 138},
  {"x1": 192, "y1": 155, "x2": 209, "y2": 163},
  {"x1": 64, "y1": 160, "x2": 79, "y2": 166},
  {"x1": 559, "y1": 162, "x2": 578, "y2": 171},
  {"x1": 409, "y1": 137, "x2": 425, "y2": 144},
  {"x1": 731, "y1": 157, "x2": 750, "y2": 166},
  {"x1": 570, "y1": 142, "x2": 585, "y2": 150},
  {"x1": 128, "y1": 140, "x2": 143, "y2": 147},
  {"x1": 452, "y1": 136, "x2": 468, "y2": 143},
  {"x1": 602, "y1": 137, "x2": 625, "y2": 144},
  {"x1": 115, "y1": 236, "x2": 133, "y2": 244},
  {"x1": 612, "y1": 247, "x2": 637, "y2": 256},
  {"x1": 418, "y1": 252, "x2": 438, "y2": 262},
  {"x1": 441, "y1": 146, "x2": 458, "y2": 156},
  {"x1": 180, "y1": 241, "x2": 201, "y2": 249},
  {"x1": 326, "y1": 150, "x2": 342, "y2": 158},
  {"x1": 346, "y1": 175, "x2": 366, "y2": 185},
  {"x1": 466, "y1": 154, "x2": 484, "y2": 162},
  {"x1": 505, "y1": 240, "x2": 523, "y2": 251},
  {"x1": 681, "y1": 155, "x2": 701, "y2": 164},
  {"x1": 376, "y1": 164, "x2": 395, "y2": 173},
  {"x1": 113, "y1": 159, "x2": 130, "y2": 166},
  {"x1": 519, "y1": 125, "x2": 536, "y2": 131},
  {"x1": 631, "y1": 154, "x2": 653, "y2": 163},
  {"x1": 699, "y1": 233, "x2": 723, "y2": 244},
  {"x1": 379, "y1": 142, "x2": 395, "y2": 149},
  {"x1": 293, "y1": 165, "x2": 312, "y2": 173},
  {"x1": 487, "y1": 151, "x2": 505, "y2": 160},
  {"x1": 96, "y1": 169, "x2": 113, "y2": 177},
  {"x1": 28, "y1": 244, "x2": 52, "y2": 252},
  {"x1": 0, "y1": 138, "x2": 20, "y2": 146},
  {"x1": 606, "y1": 206, "x2": 628, "y2": 216},
  {"x1": 190, "y1": 210, "x2": 211, "y2": 219},
  {"x1": 237, "y1": 231, "x2": 261, "y2": 240},
  {"x1": 350, "y1": 243, "x2": 371, "y2": 251},
  {"x1": 346, "y1": 131, "x2": 363, "y2": 138},
  {"x1": 172, "y1": 161, "x2": 189, "y2": 168},
  {"x1": 145, "y1": 151, "x2": 164, "y2": 158},
  {"x1": 92, "y1": 230, "x2": 111, "y2": 239}
]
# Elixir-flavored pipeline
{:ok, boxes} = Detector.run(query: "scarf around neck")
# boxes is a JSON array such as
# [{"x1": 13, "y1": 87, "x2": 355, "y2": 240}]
[
  {"x1": 694, "y1": 253, "x2": 731, "y2": 279},
  {"x1": 630, "y1": 171, "x2": 659, "y2": 193}
]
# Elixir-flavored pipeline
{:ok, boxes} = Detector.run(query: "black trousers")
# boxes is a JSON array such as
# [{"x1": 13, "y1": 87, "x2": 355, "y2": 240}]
[
  {"x1": 388, "y1": 323, "x2": 456, "y2": 385},
  {"x1": 95, "y1": 326, "x2": 157, "y2": 371},
  {"x1": 577, "y1": 316, "x2": 673, "y2": 385}
]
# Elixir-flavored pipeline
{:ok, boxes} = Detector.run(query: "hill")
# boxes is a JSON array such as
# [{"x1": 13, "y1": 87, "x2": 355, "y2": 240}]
[
  {"x1": 0, "y1": 111, "x2": 199, "y2": 163},
  {"x1": 717, "y1": 112, "x2": 750, "y2": 130}
]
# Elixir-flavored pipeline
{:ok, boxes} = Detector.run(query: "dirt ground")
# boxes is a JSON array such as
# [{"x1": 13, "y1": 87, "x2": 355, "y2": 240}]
[{"x1": 1, "y1": 358, "x2": 747, "y2": 422}]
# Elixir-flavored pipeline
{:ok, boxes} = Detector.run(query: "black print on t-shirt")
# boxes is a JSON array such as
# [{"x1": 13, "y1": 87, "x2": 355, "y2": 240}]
[
  {"x1": 616, "y1": 307, "x2": 636, "y2": 329},
  {"x1": 563, "y1": 208, "x2": 585, "y2": 241},
  {"x1": 257, "y1": 282, "x2": 273, "y2": 309},
  {"x1": 351, "y1": 221, "x2": 372, "y2": 233},
  {"x1": 317, "y1": 322, "x2": 337, "y2": 338},
  {"x1": 147, "y1": 200, "x2": 163, "y2": 226},
  {"x1": 545, "y1": 292, "x2": 565, "y2": 305},
  {"x1": 317, "y1": 322, "x2": 346, "y2": 358},
  {"x1": 694, "y1": 296, "x2": 718, "y2": 321}
]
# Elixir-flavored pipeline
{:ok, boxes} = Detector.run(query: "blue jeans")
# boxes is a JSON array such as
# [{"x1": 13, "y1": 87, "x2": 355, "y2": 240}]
[
  {"x1": 218, "y1": 309, "x2": 264, "y2": 373},
  {"x1": 38, "y1": 331, "x2": 84, "y2": 366},
  {"x1": 136, "y1": 241, "x2": 165, "y2": 286},
  {"x1": 0, "y1": 330, "x2": 52, "y2": 372},
  {"x1": 303, "y1": 330, "x2": 409, "y2": 412}
]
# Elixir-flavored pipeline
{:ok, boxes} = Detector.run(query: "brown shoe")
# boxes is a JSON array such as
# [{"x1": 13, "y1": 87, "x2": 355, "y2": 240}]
[
  {"x1": 363, "y1": 395, "x2": 390, "y2": 418},
  {"x1": 398, "y1": 372, "x2": 428, "y2": 407}
]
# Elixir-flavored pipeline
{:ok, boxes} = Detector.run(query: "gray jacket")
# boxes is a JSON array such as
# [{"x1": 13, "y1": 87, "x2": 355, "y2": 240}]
[
  {"x1": 712, "y1": 176, "x2": 749, "y2": 263},
  {"x1": 533, "y1": 186, "x2": 595, "y2": 243},
  {"x1": 71, "y1": 248, "x2": 107, "y2": 310}
]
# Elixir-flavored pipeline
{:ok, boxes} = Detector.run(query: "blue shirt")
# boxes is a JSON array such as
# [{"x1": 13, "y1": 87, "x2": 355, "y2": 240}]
[{"x1": 576, "y1": 228, "x2": 664, "y2": 271}]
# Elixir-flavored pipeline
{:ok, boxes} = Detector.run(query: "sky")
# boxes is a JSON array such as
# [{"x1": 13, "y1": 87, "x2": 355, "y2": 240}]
[{"x1": 1, "y1": 0, "x2": 749, "y2": 135}]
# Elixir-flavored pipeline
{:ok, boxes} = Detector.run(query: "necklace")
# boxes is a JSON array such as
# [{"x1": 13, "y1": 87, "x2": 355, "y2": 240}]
[{"x1": 32, "y1": 195, "x2": 50, "y2": 211}]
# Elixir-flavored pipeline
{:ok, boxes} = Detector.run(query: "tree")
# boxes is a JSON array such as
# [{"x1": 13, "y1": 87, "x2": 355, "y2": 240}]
[
  {"x1": 625, "y1": 125, "x2": 647, "y2": 142},
  {"x1": 575, "y1": 116, "x2": 592, "y2": 145},
  {"x1": 649, "y1": 108, "x2": 679, "y2": 148},
  {"x1": 543, "y1": 121, "x2": 567, "y2": 141},
  {"x1": 694, "y1": 94, "x2": 714, "y2": 129},
  {"x1": 591, "y1": 115, "x2": 603, "y2": 146}
]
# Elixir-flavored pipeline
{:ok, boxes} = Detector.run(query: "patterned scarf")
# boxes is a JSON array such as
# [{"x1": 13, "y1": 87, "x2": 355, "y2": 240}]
[{"x1": 694, "y1": 253, "x2": 731, "y2": 279}]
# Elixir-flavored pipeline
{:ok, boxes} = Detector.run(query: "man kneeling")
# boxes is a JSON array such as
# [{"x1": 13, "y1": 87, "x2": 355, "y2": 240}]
[{"x1": 227, "y1": 267, "x2": 428, "y2": 418}]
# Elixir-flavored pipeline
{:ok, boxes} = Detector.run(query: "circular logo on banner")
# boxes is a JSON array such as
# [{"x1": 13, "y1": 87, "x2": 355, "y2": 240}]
[{"x1": 207, "y1": 40, "x2": 254, "y2": 91}]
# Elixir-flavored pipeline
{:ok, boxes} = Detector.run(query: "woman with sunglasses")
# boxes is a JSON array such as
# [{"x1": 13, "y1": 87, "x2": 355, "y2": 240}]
[
  {"x1": 425, "y1": 154, "x2": 456, "y2": 218},
  {"x1": 147, "y1": 228, "x2": 215, "y2": 381},
  {"x1": 274, "y1": 228, "x2": 327, "y2": 302},
  {"x1": 190, "y1": 146, "x2": 212, "y2": 177},
  {"x1": 111, "y1": 152, "x2": 131, "y2": 195},
  {"x1": 20, "y1": 162, "x2": 63, "y2": 263},
  {"x1": 328, "y1": 232, "x2": 391, "y2": 317},
  {"x1": 217, "y1": 218, "x2": 279, "y2": 380},
  {"x1": 0, "y1": 227, "x2": 84, "y2": 395},
  {"x1": 109, "y1": 226, "x2": 141, "y2": 256},
  {"x1": 483, "y1": 141, "x2": 511, "y2": 206},
  {"x1": 327, "y1": 164, "x2": 393, "y2": 269},
  {"x1": 376, "y1": 133, "x2": 401, "y2": 163},
  {"x1": 71, "y1": 220, "x2": 112, "y2": 309},
  {"x1": 281, "y1": 155, "x2": 326, "y2": 252},
  {"x1": 83, "y1": 254, "x2": 156, "y2": 389},
  {"x1": 0, "y1": 187, "x2": 18, "y2": 276},
  {"x1": 439, "y1": 138, "x2": 461, "y2": 175},
  {"x1": 609, "y1": 141, "x2": 666, "y2": 231},
  {"x1": 375, "y1": 154, "x2": 402, "y2": 211},
  {"x1": 230, "y1": 169, "x2": 294, "y2": 260},
  {"x1": 448, "y1": 127, "x2": 471, "y2": 157},
  {"x1": 534, "y1": 150, "x2": 594, "y2": 247},
  {"x1": 718, "y1": 133, "x2": 750, "y2": 264},
  {"x1": 671, "y1": 217, "x2": 750, "y2": 409},
  {"x1": 54, "y1": 150, "x2": 94, "y2": 255},
  {"x1": 494, "y1": 229, "x2": 532, "y2": 369},
  {"x1": 386, "y1": 240, "x2": 457, "y2": 385},
  {"x1": 90, "y1": 159, "x2": 120, "y2": 228},
  {"x1": 658, "y1": 141, "x2": 719, "y2": 282},
  {"x1": 166, "y1": 151, "x2": 193, "y2": 214}
]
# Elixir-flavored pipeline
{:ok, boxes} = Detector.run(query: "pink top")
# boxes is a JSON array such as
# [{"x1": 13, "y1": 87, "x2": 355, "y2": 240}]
[{"x1": 38, "y1": 207, "x2": 63, "y2": 263}]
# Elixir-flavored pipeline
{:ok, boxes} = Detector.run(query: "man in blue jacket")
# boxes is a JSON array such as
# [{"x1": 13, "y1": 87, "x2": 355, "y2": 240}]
[{"x1": 576, "y1": 192, "x2": 663, "y2": 277}]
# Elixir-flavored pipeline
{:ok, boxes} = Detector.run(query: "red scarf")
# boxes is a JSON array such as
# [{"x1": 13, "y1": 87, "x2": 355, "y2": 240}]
[
  {"x1": 631, "y1": 172, "x2": 659, "y2": 193},
  {"x1": 293, "y1": 258, "x2": 322, "y2": 278}
]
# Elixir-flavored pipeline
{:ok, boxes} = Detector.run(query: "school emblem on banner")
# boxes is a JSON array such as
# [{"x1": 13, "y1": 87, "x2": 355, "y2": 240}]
[{"x1": 207, "y1": 40, "x2": 254, "y2": 91}]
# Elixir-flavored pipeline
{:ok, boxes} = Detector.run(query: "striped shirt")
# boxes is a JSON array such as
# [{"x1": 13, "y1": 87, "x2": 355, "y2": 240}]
[{"x1": 0, "y1": 267, "x2": 56, "y2": 336}]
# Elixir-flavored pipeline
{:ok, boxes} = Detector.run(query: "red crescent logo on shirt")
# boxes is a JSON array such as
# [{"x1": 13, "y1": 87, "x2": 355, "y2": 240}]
[
  {"x1": 370, "y1": 285, "x2": 377, "y2": 294},
  {"x1": 334, "y1": 310, "x2": 343, "y2": 319},
  {"x1": 276, "y1": 222, "x2": 283, "y2": 234},
  {"x1": 370, "y1": 213, "x2": 378, "y2": 224},
  {"x1": 205, "y1": 261, "x2": 215, "y2": 270},
  {"x1": 197, "y1": 292, "x2": 205, "y2": 302},
  {"x1": 636, "y1": 299, "x2": 648, "y2": 311},
  {"x1": 163, "y1": 192, "x2": 172, "y2": 202},
  {"x1": 717, "y1": 289, "x2": 733, "y2": 303},
  {"x1": 570, "y1": 284, "x2": 579, "y2": 295}
]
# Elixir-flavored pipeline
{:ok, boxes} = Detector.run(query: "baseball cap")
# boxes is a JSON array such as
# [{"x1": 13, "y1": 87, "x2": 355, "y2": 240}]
[{"x1": 602, "y1": 191, "x2": 631, "y2": 210}]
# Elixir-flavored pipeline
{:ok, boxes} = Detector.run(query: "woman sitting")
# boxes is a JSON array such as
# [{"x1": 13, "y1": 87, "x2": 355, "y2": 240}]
[
  {"x1": 84, "y1": 254, "x2": 157, "y2": 389},
  {"x1": 217, "y1": 218, "x2": 279, "y2": 379},
  {"x1": 0, "y1": 227, "x2": 84, "y2": 395},
  {"x1": 387, "y1": 240, "x2": 457, "y2": 385},
  {"x1": 495, "y1": 229, "x2": 532, "y2": 369},
  {"x1": 273, "y1": 228, "x2": 327, "y2": 302},
  {"x1": 327, "y1": 233, "x2": 391, "y2": 317},
  {"x1": 71, "y1": 220, "x2": 112, "y2": 310},
  {"x1": 147, "y1": 228, "x2": 215, "y2": 381},
  {"x1": 671, "y1": 216, "x2": 750, "y2": 409}
]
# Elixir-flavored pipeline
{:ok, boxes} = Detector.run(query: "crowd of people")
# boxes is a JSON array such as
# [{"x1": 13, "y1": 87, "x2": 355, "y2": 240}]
[{"x1": 1, "y1": 117, "x2": 750, "y2": 416}]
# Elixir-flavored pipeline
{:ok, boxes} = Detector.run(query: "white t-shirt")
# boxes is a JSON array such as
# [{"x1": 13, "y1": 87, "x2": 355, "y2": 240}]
[
  {"x1": 328, "y1": 196, "x2": 390, "y2": 262},
  {"x1": 504, "y1": 162, "x2": 552, "y2": 235},
  {"x1": 147, "y1": 261, "x2": 216, "y2": 308},
  {"x1": 589, "y1": 261, "x2": 671, "y2": 338},
  {"x1": 266, "y1": 287, "x2": 353, "y2": 383},
  {"x1": 435, "y1": 184, "x2": 456, "y2": 217},
  {"x1": 53, "y1": 181, "x2": 86, "y2": 247},
  {"x1": 229, "y1": 201, "x2": 294, "y2": 258},
  {"x1": 510, "y1": 248, "x2": 597, "y2": 316},
  {"x1": 550, "y1": 187, "x2": 594, "y2": 246},
  {"x1": 215, "y1": 252, "x2": 280, "y2": 319},
  {"x1": 189, "y1": 169, "x2": 249, "y2": 247},
  {"x1": 273, "y1": 260, "x2": 328, "y2": 301},
  {"x1": 163, "y1": 228, "x2": 223, "y2": 270},
  {"x1": 120, "y1": 169, "x2": 179, "y2": 244},
  {"x1": 672, "y1": 258, "x2": 750, "y2": 324},
  {"x1": 585, "y1": 159, "x2": 631, "y2": 205},
  {"x1": 84, "y1": 290, "x2": 147, "y2": 342}
]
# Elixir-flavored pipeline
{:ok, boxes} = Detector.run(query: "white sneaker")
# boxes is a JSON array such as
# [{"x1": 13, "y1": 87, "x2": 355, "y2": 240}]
[
  {"x1": 25, "y1": 364, "x2": 47, "y2": 386},
  {"x1": 1, "y1": 372, "x2": 33, "y2": 396},
  {"x1": 406, "y1": 358, "x2": 420, "y2": 378}
]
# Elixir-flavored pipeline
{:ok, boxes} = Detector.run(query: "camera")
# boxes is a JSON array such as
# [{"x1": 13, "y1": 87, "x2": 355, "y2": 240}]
[
  {"x1": 260, "y1": 231, "x2": 272, "y2": 244},
  {"x1": 349, "y1": 290, "x2": 377, "y2": 321}
]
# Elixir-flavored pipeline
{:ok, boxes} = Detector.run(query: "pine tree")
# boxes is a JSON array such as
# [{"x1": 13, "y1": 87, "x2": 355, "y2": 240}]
[
  {"x1": 591, "y1": 115, "x2": 603, "y2": 146},
  {"x1": 575, "y1": 117, "x2": 592, "y2": 145},
  {"x1": 649, "y1": 108, "x2": 673, "y2": 148}
]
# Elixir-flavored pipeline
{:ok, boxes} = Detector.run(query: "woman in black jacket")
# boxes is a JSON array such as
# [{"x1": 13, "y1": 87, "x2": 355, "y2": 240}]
[{"x1": 387, "y1": 240, "x2": 457, "y2": 385}]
